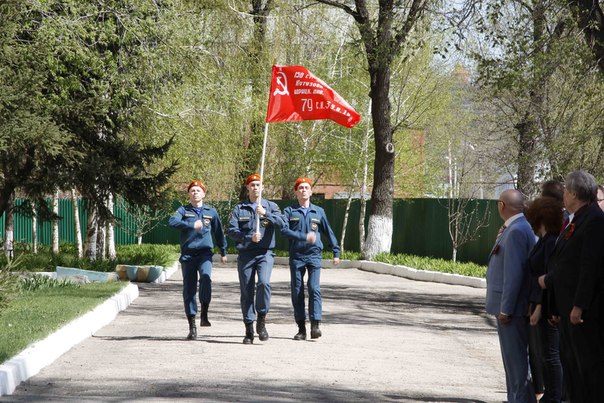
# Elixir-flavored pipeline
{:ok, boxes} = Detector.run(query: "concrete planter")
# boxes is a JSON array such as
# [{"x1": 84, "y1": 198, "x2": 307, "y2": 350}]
[
  {"x1": 115, "y1": 265, "x2": 164, "y2": 283},
  {"x1": 55, "y1": 266, "x2": 118, "y2": 283}
]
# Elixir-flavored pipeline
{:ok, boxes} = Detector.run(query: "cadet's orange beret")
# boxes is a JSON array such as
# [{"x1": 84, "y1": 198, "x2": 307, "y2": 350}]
[
  {"x1": 188, "y1": 181, "x2": 207, "y2": 192},
  {"x1": 245, "y1": 173, "x2": 262, "y2": 185},
  {"x1": 293, "y1": 177, "x2": 312, "y2": 190}
]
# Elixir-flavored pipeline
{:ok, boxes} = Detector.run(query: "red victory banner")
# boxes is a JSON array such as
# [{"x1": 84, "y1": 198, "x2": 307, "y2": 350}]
[{"x1": 266, "y1": 65, "x2": 361, "y2": 128}]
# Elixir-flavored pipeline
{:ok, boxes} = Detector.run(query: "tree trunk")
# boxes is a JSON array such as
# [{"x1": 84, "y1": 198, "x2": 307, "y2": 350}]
[
  {"x1": 84, "y1": 202, "x2": 98, "y2": 260},
  {"x1": 52, "y1": 190, "x2": 59, "y2": 254},
  {"x1": 236, "y1": 0, "x2": 273, "y2": 200},
  {"x1": 363, "y1": 66, "x2": 394, "y2": 259},
  {"x1": 359, "y1": 129, "x2": 370, "y2": 254},
  {"x1": 97, "y1": 218, "x2": 106, "y2": 260},
  {"x1": 515, "y1": 116, "x2": 538, "y2": 196},
  {"x1": 3, "y1": 192, "x2": 15, "y2": 259},
  {"x1": 515, "y1": 1, "x2": 546, "y2": 197},
  {"x1": 106, "y1": 193, "x2": 116, "y2": 259},
  {"x1": 340, "y1": 186, "x2": 354, "y2": 252},
  {"x1": 72, "y1": 189, "x2": 83, "y2": 258},
  {"x1": 32, "y1": 201, "x2": 38, "y2": 255}
]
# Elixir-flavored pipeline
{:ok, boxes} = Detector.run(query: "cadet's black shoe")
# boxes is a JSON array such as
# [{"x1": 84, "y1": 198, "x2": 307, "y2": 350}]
[
  {"x1": 243, "y1": 322, "x2": 254, "y2": 344},
  {"x1": 200, "y1": 302, "x2": 211, "y2": 327},
  {"x1": 310, "y1": 320, "x2": 322, "y2": 339},
  {"x1": 256, "y1": 314, "x2": 269, "y2": 341},
  {"x1": 186, "y1": 315, "x2": 197, "y2": 340},
  {"x1": 293, "y1": 320, "x2": 307, "y2": 341}
]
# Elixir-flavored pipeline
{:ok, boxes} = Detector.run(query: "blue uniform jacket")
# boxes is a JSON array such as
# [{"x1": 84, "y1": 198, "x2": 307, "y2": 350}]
[
  {"x1": 168, "y1": 204, "x2": 227, "y2": 257},
  {"x1": 228, "y1": 199, "x2": 284, "y2": 254},
  {"x1": 281, "y1": 202, "x2": 340, "y2": 259}
]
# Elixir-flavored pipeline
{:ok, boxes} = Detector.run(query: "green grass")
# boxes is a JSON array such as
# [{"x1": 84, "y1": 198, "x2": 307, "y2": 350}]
[
  {"x1": 0, "y1": 244, "x2": 180, "y2": 273},
  {"x1": 0, "y1": 281, "x2": 126, "y2": 363},
  {"x1": 374, "y1": 252, "x2": 487, "y2": 278},
  {"x1": 116, "y1": 244, "x2": 180, "y2": 267}
]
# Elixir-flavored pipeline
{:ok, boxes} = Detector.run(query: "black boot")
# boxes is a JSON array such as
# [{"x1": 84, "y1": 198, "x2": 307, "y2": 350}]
[
  {"x1": 243, "y1": 322, "x2": 254, "y2": 344},
  {"x1": 200, "y1": 302, "x2": 211, "y2": 327},
  {"x1": 256, "y1": 313, "x2": 269, "y2": 341},
  {"x1": 293, "y1": 320, "x2": 307, "y2": 341},
  {"x1": 310, "y1": 320, "x2": 322, "y2": 339},
  {"x1": 186, "y1": 315, "x2": 197, "y2": 340}
]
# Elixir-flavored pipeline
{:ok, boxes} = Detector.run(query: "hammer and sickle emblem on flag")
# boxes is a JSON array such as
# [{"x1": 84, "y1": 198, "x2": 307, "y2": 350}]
[{"x1": 273, "y1": 71, "x2": 289, "y2": 97}]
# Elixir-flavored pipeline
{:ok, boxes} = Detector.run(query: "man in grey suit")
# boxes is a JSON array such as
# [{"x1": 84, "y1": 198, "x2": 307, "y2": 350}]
[{"x1": 486, "y1": 189, "x2": 536, "y2": 403}]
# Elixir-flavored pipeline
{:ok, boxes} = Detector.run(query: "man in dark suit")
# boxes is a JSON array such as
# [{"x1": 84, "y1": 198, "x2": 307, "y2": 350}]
[
  {"x1": 539, "y1": 170, "x2": 604, "y2": 402},
  {"x1": 486, "y1": 189, "x2": 537, "y2": 403}
]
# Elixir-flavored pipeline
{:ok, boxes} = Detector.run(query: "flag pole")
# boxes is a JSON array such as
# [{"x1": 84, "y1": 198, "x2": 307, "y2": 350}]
[{"x1": 256, "y1": 122, "x2": 270, "y2": 234}]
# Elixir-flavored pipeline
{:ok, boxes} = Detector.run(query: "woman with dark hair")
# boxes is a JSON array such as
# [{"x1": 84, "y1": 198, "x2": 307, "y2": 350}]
[{"x1": 524, "y1": 196, "x2": 564, "y2": 403}]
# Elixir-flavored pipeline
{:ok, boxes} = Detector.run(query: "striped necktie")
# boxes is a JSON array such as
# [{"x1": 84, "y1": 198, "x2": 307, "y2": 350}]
[{"x1": 496, "y1": 225, "x2": 506, "y2": 240}]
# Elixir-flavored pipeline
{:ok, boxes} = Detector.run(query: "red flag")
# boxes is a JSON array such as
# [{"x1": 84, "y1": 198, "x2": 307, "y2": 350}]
[{"x1": 266, "y1": 65, "x2": 361, "y2": 128}]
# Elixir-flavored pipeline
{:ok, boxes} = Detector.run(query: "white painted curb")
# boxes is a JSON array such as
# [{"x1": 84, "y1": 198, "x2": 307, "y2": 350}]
[
  {"x1": 355, "y1": 260, "x2": 486, "y2": 288},
  {"x1": 0, "y1": 283, "x2": 139, "y2": 396},
  {"x1": 273, "y1": 256, "x2": 486, "y2": 289}
]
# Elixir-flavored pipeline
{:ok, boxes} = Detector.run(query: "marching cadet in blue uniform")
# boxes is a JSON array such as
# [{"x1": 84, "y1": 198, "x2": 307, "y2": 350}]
[
  {"x1": 169, "y1": 180, "x2": 227, "y2": 340},
  {"x1": 228, "y1": 174, "x2": 285, "y2": 344},
  {"x1": 281, "y1": 177, "x2": 340, "y2": 340}
]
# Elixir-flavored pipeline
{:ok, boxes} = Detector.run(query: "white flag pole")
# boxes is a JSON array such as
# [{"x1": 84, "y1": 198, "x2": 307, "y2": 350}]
[{"x1": 255, "y1": 122, "x2": 270, "y2": 234}]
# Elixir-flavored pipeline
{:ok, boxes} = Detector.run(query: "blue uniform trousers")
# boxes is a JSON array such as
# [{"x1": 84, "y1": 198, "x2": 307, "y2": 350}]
[
  {"x1": 181, "y1": 253, "x2": 212, "y2": 316},
  {"x1": 290, "y1": 256, "x2": 322, "y2": 321},
  {"x1": 496, "y1": 316, "x2": 536, "y2": 403},
  {"x1": 237, "y1": 252, "x2": 274, "y2": 323}
]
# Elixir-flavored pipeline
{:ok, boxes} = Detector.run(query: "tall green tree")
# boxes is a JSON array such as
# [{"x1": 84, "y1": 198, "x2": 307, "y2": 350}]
[
  {"x1": 471, "y1": 0, "x2": 604, "y2": 190},
  {"x1": 569, "y1": 0, "x2": 604, "y2": 73},
  {"x1": 310, "y1": 0, "x2": 434, "y2": 259},
  {"x1": 0, "y1": 0, "x2": 76, "y2": 218}
]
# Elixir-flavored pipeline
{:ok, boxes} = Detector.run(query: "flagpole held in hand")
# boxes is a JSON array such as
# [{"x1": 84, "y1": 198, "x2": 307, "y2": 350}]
[{"x1": 255, "y1": 123, "x2": 270, "y2": 235}]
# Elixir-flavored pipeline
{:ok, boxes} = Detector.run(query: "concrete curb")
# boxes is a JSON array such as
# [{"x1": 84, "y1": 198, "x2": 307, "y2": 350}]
[
  {"x1": 0, "y1": 283, "x2": 139, "y2": 396},
  {"x1": 272, "y1": 256, "x2": 486, "y2": 289}
]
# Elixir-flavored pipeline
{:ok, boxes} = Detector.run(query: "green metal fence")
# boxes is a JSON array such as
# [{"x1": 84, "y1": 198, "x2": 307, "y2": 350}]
[{"x1": 0, "y1": 198, "x2": 501, "y2": 265}]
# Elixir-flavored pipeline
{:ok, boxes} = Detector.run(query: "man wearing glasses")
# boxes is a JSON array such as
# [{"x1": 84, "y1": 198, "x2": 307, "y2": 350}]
[{"x1": 486, "y1": 189, "x2": 536, "y2": 403}]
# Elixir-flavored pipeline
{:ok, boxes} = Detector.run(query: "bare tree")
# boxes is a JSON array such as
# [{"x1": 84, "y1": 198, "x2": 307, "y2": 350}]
[
  {"x1": 116, "y1": 196, "x2": 172, "y2": 245},
  {"x1": 442, "y1": 142, "x2": 491, "y2": 262}
]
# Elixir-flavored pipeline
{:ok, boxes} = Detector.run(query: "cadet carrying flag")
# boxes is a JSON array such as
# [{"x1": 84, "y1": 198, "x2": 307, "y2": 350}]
[{"x1": 266, "y1": 65, "x2": 361, "y2": 128}]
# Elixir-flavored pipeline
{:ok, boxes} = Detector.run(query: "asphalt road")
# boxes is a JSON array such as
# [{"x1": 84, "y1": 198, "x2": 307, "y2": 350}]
[{"x1": 2, "y1": 262, "x2": 506, "y2": 402}]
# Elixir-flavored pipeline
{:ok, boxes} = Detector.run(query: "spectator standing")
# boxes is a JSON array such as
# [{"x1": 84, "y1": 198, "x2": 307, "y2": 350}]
[
  {"x1": 524, "y1": 196, "x2": 564, "y2": 402},
  {"x1": 486, "y1": 189, "x2": 537, "y2": 403},
  {"x1": 539, "y1": 170, "x2": 604, "y2": 402}
]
